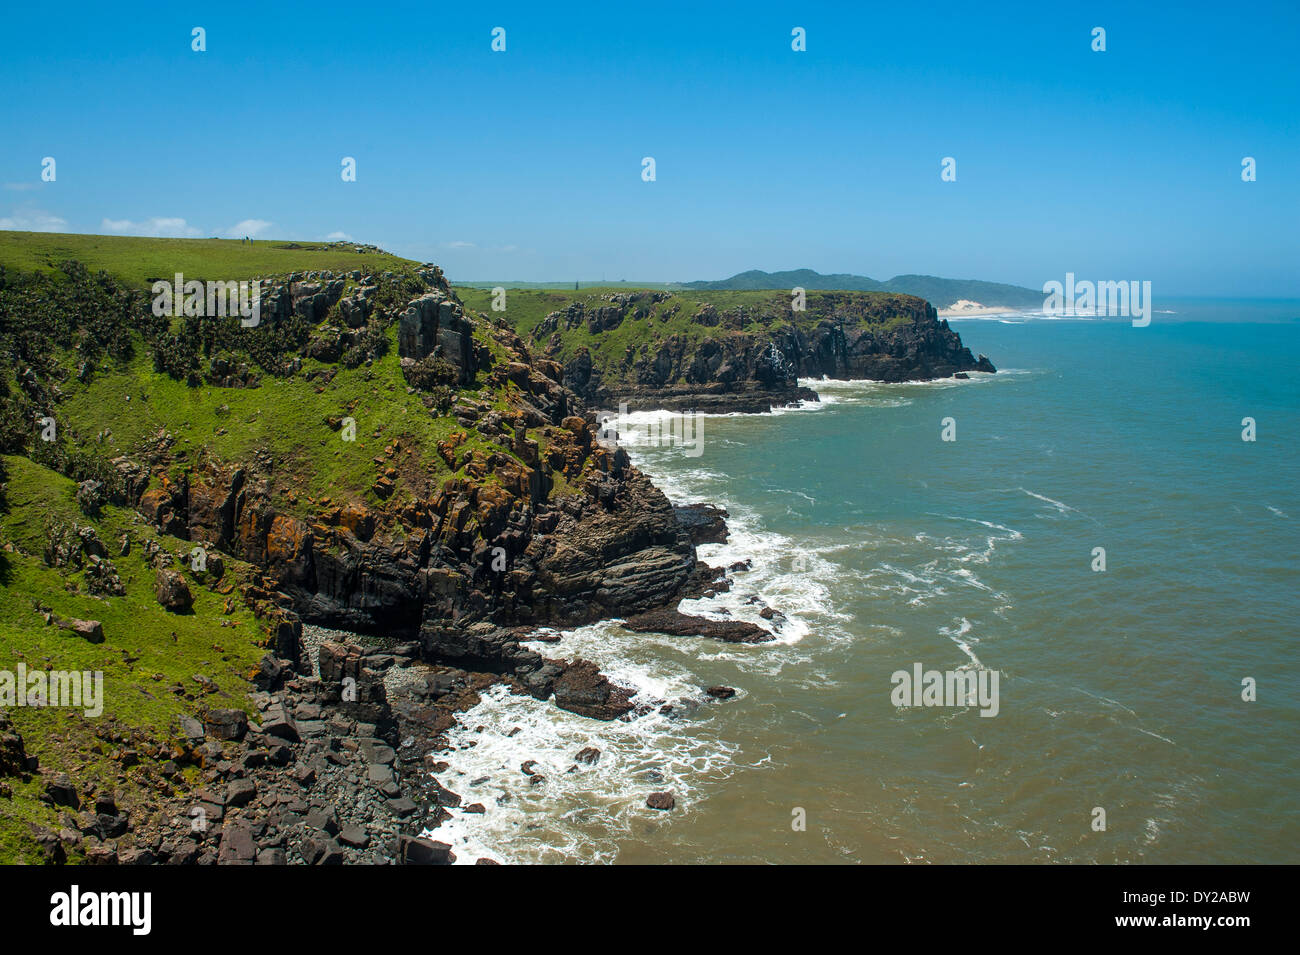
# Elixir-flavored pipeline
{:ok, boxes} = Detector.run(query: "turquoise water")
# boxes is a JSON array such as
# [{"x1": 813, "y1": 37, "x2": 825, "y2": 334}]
[{"x1": 435, "y1": 306, "x2": 1299, "y2": 864}]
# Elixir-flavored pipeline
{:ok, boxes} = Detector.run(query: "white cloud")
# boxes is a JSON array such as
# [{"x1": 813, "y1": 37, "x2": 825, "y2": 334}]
[
  {"x1": 325, "y1": 230, "x2": 353, "y2": 241},
  {"x1": 445, "y1": 240, "x2": 477, "y2": 249},
  {"x1": 3, "y1": 182, "x2": 42, "y2": 192},
  {"x1": 225, "y1": 218, "x2": 273, "y2": 239},
  {"x1": 101, "y1": 216, "x2": 200, "y2": 238},
  {"x1": 0, "y1": 209, "x2": 69, "y2": 232}
]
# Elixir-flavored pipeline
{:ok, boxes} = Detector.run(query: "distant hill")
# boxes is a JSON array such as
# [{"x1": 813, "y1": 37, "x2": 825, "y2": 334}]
[{"x1": 684, "y1": 269, "x2": 1042, "y2": 308}]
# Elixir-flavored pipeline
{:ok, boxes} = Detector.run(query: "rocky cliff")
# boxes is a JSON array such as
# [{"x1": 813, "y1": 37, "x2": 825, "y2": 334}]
[
  {"x1": 0, "y1": 243, "x2": 751, "y2": 865},
  {"x1": 1, "y1": 253, "x2": 724, "y2": 710},
  {"x1": 510, "y1": 289, "x2": 995, "y2": 413}
]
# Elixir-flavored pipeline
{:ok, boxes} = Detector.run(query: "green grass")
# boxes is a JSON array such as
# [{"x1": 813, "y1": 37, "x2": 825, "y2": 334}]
[
  {"x1": 0, "y1": 455, "x2": 268, "y2": 862},
  {"x1": 56, "y1": 322, "x2": 517, "y2": 516},
  {"x1": 0, "y1": 231, "x2": 420, "y2": 289}
]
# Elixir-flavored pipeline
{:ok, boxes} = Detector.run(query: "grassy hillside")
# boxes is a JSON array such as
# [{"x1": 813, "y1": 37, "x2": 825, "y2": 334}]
[
  {"x1": 0, "y1": 454, "x2": 267, "y2": 863},
  {"x1": 54, "y1": 321, "x2": 504, "y2": 516},
  {"x1": 0, "y1": 232, "x2": 530, "y2": 862},
  {"x1": 0, "y1": 231, "x2": 418, "y2": 289}
]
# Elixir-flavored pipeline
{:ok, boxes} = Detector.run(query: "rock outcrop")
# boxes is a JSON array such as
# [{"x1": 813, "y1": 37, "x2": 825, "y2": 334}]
[{"x1": 534, "y1": 290, "x2": 995, "y2": 413}]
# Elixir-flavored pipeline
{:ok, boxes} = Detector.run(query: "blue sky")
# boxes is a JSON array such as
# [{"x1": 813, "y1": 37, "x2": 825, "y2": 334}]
[{"x1": 1, "y1": 1, "x2": 1296, "y2": 294}]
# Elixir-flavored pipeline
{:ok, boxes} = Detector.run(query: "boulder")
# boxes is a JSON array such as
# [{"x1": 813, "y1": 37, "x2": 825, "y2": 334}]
[
  {"x1": 55, "y1": 617, "x2": 104, "y2": 643},
  {"x1": 398, "y1": 835, "x2": 455, "y2": 865},
  {"x1": 216, "y1": 823, "x2": 257, "y2": 864},
  {"x1": 155, "y1": 568, "x2": 193, "y2": 613},
  {"x1": 553, "y1": 661, "x2": 634, "y2": 721},
  {"x1": 44, "y1": 773, "x2": 79, "y2": 809},
  {"x1": 646, "y1": 791, "x2": 676, "y2": 811},
  {"x1": 204, "y1": 708, "x2": 248, "y2": 742}
]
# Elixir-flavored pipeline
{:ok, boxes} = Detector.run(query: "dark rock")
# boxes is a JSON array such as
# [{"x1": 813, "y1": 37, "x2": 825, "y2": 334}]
[
  {"x1": 92, "y1": 793, "x2": 117, "y2": 816},
  {"x1": 205, "y1": 708, "x2": 248, "y2": 741},
  {"x1": 398, "y1": 834, "x2": 455, "y2": 865},
  {"x1": 45, "y1": 774, "x2": 79, "y2": 809},
  {"x1": 301, "y1": 834, "x2": 344, "y2": 865},
  {"x1": 225, "y1": 778, "x2": 257, "y2": 807},
  {"x1": 305, "y1": 807, "x2": 339, "y2": 835},
  {"x1": 553, "y1": 660, "x2": 635, "y2": 720},
  {"x1": 261, "y1": 709, "x2": 300, "y2": 743},
  {"x1": 291, "y1": 765, "x2": 316, "y2": 788},
  {"x1": 646, "y1": 791, "x2": 676, "y2": 810},
  {"x1": 84, "y1": 845, "x2": 118, "y2": 865},
  {"x1": 338, "y1": 825, "x2": 370, "y2": 849},
  {"x1": 623, "y1": 608, "x2": 773, "y2": 644},
  {"x1": 216, "y1": 823, "x2": 257, "y2": 864},
  {"x1": 387, "y1": 797, "x2": 418, "y2": 818},
  {"x1": 672, "y1": 503, "x2": 730, "y2": 545}
]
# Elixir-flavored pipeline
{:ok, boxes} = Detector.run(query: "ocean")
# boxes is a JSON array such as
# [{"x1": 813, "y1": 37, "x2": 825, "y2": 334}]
[{"x1": 428, "y1": 302, "x2": 1300, "y2": 864}]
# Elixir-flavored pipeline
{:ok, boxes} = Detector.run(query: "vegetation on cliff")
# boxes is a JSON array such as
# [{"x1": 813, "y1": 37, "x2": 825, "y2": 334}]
[
  {"x1": 0, "y1": 232, "x2": 701, "y2": 863},
  {"x1": 456, "y1": 286, "x2": 995, "y2": 412}
]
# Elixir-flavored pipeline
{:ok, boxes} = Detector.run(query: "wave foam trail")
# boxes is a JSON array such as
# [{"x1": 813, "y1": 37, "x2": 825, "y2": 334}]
[{"x1": 426, "y1": 669, "x2": 739, "y2": 864}]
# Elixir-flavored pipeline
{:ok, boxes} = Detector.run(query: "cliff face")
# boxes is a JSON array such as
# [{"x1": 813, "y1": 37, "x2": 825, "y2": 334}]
[
  {"x1": 134, "y1": 286, "x2": 704, "y2": 645},
  {"x1": 3, "y1": 258, "x2": 709, "y2": 677},
  {"x1": 526, "y1": 291, "x2": 995, "y2": 413}
]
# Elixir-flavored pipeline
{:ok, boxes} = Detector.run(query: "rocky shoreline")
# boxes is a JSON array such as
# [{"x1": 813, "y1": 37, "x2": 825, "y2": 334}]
[{"x1": 13, "y1": 559, "x2": 775, "y2": 865}]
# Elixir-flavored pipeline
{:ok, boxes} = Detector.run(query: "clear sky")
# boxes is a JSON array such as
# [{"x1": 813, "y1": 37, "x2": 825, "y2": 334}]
[{"x1": 2, "y1": 0, "x2": 1296, "y2": 294}]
